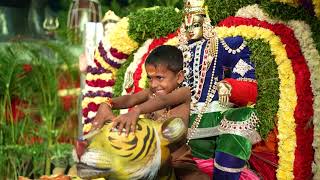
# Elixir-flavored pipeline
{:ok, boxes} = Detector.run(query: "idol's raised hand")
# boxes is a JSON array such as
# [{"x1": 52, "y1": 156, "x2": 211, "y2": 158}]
[{"x1": 217, "y1": 81, "x2": 232, "y2": 107}]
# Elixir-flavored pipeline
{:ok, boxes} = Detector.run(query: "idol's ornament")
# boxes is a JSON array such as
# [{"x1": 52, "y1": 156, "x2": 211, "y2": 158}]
[{"x1": 178, "y1": 0, "x2": 261, "y2": 179}]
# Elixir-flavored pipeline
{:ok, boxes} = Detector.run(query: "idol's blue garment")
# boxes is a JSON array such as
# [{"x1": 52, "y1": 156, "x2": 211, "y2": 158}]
[{"x1": 186, "y1": 36, "x2": 259, "y2": 179}]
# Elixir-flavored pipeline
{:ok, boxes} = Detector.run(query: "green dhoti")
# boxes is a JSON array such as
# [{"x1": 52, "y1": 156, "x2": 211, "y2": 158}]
[{"x1": 188, "y1": 107, "x2": 260, "y2": 161}]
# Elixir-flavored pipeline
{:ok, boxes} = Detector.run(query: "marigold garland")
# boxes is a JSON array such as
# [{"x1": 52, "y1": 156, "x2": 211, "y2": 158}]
[
  {"x1": 108, "y1": 17, "x2": 139, "y2": 55},
  {"x1": 215, "y1": 25, "x2": 297, "y2": 179}
]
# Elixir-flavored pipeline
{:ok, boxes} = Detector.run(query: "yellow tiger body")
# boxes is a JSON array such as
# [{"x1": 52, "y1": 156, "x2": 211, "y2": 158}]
[{"x1": 77, "y1": 118, "x2": 186, "y2": 180}]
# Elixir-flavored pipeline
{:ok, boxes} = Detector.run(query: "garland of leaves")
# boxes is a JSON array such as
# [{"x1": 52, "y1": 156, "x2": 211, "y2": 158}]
[
  {"x1": 206, "y1": 0, "x2": 255, "y2": 25},
  {"x1": 128, "y1": 7, "x2": 182, "y2": 44},
  {"x1": 112, "y1": 54, "x2": 134, "y2": 115},
  {"x1": 246, "y1": 40, "x2": 280, "y2": 138}
]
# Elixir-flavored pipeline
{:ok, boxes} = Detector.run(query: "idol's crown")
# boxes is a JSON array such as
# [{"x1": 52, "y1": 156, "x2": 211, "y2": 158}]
[{"x1": 184, "y1": 0, "x2": 206, "y2": 15}]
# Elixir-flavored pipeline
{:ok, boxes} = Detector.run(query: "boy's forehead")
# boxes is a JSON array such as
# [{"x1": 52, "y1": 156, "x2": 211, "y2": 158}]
[{"x1": 146, "y1": 64, "x2": 169, "y2": 75}]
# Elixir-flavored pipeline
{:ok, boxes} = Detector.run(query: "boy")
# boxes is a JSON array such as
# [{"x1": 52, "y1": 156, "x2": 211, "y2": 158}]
[{"x1": 91, "y1": 45, "x2": 209, "y2": 180}]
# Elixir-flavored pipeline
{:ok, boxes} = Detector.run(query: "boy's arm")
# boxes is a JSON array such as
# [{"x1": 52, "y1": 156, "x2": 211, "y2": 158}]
[
  {"x1": 112, "y1": 87, "x2": 191, "y2": 136},
  {"x1": 111, "y1": 89, "x2": 150, "y2": 109},
  {"x1": 91, "y1": 89, "x2": 150, "y2": 130},
  {"x1": 133, "y1": 87, "x2": 190, "y2": 114}
]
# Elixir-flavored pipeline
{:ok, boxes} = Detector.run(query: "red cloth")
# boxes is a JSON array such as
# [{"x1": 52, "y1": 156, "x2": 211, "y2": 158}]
[{"x1": 224, "y1": 78, "x2": 257, "y2": 106}]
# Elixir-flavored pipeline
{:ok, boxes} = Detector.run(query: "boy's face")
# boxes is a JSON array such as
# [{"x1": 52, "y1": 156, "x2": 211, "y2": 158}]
[{"x1": 146, "y1": 64, "x2": 183, "y2": 96}]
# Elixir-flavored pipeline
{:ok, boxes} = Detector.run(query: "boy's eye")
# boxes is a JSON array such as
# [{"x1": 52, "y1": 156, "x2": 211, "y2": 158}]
[{"x1": 157, "y1": 76, "x2": 164, "y2": 80}]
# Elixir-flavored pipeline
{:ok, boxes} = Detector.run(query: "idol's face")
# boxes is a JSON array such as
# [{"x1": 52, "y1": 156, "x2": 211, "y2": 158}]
[{"x1": 185, "y1": 14, "x2": 204, "y2": 41}]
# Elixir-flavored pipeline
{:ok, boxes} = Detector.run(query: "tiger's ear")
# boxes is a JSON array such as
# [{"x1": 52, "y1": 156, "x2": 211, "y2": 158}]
[{"x1": 161, "y1": 117, "x2": 186, "y2": 143}]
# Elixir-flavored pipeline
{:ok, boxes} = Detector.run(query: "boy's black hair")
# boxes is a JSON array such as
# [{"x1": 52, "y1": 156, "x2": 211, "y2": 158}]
[{"x1": 145, "y1": 45, "x2": 183, "y2": 73}]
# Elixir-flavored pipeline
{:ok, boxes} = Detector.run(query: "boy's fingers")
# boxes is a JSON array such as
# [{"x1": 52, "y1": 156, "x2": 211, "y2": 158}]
[
  {"x1": 117, "y1": 121, "x2": 125, "y2": 135},
  {"x1": 130, "y1": 123, "x2": 136, "y2": 134},
  {"x1": 125, "y1": 122, "x2": 131, "y2": 136},
  {"x1": 111, "y1": 117, "x2": 119, "y2": 131}
]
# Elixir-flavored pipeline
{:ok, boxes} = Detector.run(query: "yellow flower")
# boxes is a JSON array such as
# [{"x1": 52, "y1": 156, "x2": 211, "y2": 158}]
[
  {"x1": 138, "y1": 64, "x2": 148, "y2": 89},
  {"x1": 108, "y1": 18, "x2": 139, "y2": 55},
  {"x1": 83, "y1": 123, "x2": 92, "y2": 133},
  {"x1": 86, "y1": 73, "x2": 114, "y2": 81},
  {"x1": 164, "y1": 36, "x2": 179, "y2": 46}
]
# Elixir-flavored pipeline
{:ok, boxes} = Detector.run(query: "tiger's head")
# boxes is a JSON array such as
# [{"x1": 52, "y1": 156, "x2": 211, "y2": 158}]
[{"x1": 77, "y1": 117, "x2": 186, "y2": 180}]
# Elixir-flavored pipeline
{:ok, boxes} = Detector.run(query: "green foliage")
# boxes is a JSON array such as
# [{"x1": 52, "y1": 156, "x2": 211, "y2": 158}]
[
  {"x1": 246, "y1": 40, "x2": 280, "y2": 138},
  {"x1": 112, "y1": 55, "x2": 134, "y2": 115},
  {"x1": 259, "y1": 0, "x2": 320, "y2": 52},
  {"x1": 0, "y1": 41, "x2": 79, "y2": 178},
  {"x1": 206, "y1": 0, "x2": 256, "y2": 25},
  {"x1": 0, "y1": 143, "x2": 73, "y2": 178},
  {"x1": 128, "y1": 7, "x2": 183, "y2": 43}
]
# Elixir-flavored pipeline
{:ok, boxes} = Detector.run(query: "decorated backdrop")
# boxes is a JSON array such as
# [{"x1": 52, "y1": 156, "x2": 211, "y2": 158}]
[{"x1": 80, "y1": 1, "x2": 320, "y2": 179}]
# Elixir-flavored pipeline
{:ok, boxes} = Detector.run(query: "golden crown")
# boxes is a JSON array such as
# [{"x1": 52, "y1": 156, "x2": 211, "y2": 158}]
[{"x1": 184, "y1": 0, "x2": 206, "y2": 15}]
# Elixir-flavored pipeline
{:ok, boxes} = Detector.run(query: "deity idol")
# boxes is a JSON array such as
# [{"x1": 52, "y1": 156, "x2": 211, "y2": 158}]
[{"x1": 178, "y1": 0, "x2": 261, "y2": 179}]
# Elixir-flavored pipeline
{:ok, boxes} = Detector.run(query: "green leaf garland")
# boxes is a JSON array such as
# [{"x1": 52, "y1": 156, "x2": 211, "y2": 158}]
[{"x1": 128, "y1": 7, "x2": 182, "y2": 43}]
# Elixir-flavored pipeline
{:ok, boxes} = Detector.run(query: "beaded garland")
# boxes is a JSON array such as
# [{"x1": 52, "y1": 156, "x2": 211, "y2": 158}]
[
  {"x1": 220, "y1": 38, "x2": 247, "y2": 54},
  {"x1": 181, "y1": 35, "x2": 220, "y2": 144}
]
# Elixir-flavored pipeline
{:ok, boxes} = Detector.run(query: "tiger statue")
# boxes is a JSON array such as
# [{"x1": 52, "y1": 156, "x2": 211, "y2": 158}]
[{"x1": 77, "y1": 117, "x2": 186, "y2": 180}]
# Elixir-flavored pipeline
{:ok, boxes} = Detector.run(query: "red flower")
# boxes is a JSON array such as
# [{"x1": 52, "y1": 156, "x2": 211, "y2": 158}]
[
  {"x1": 23, "y1": 64, "x2": 32, "y2": 72},
  {"x1": 61, "y1": 95, "x2": 76, "y2": 111},
  {"x1": 5, "y1": 97, "x2": 27, "y2": 123}
]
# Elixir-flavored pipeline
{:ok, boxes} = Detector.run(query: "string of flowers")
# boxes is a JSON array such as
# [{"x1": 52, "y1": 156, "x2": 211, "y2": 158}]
[
  {"x1": 236, "y1": 5, "x2": 320, "y2": 178},
  {"x1": 82, "y1": 24, "x2": 137, "y2": 133},
  {"x1": 216, "y1": 24, "x2": 297, "y2": 179},
  {"x1": 287, "y1": 20, "x2": 320, "y2": 178},
  {"x1": 108, "y1": 17, "x2": 139, "y2": 55}
]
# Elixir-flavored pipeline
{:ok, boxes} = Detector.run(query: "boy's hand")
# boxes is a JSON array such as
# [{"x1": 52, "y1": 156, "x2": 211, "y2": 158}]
[
  {"x1": 91, "y1": 103, "x2": 115, "y2": 131},
  {"x1": 112, "y1": 107, "x2": 141, "y2": 136}
]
